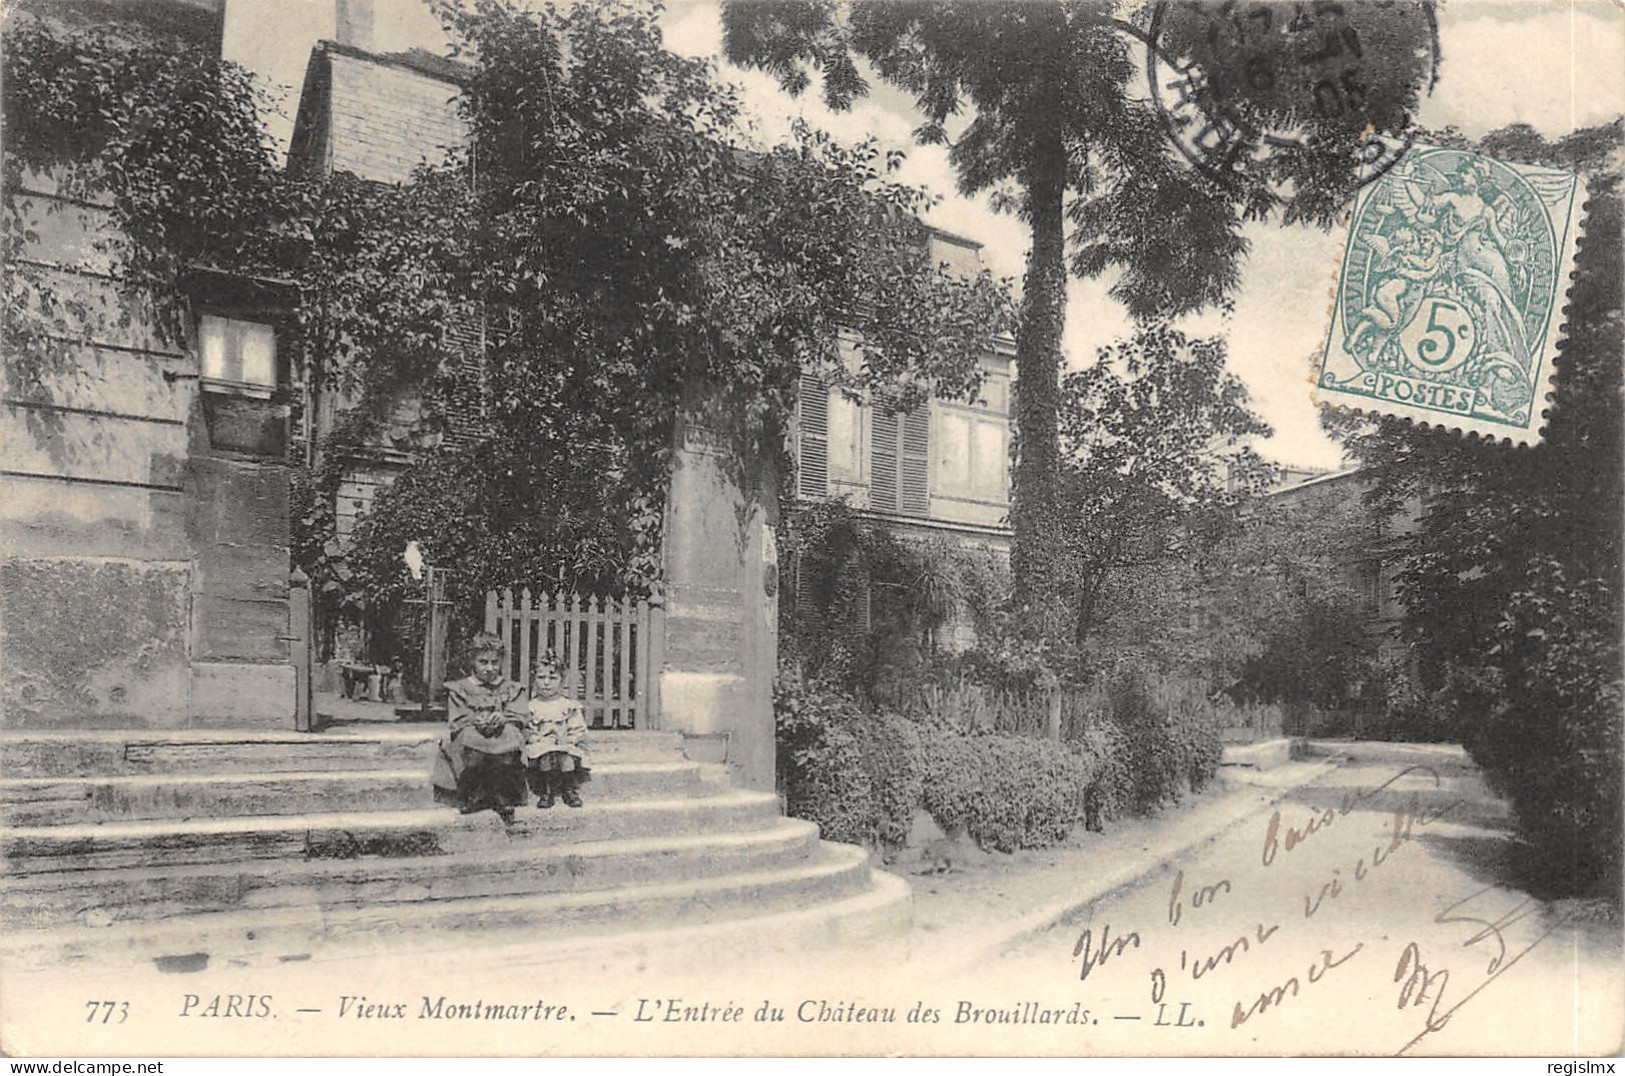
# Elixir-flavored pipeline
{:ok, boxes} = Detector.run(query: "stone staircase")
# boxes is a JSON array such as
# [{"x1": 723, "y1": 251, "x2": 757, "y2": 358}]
[{"x1": 0, "y1": 728, "x2": 910, "y2": 971}]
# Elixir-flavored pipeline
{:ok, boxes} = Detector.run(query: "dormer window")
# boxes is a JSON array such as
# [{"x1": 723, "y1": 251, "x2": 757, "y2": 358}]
[{"x1": 199, "y1": 314, "x2": 278, "y2": 388}]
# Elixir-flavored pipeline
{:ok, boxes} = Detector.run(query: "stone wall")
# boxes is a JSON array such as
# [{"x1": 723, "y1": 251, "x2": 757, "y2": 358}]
[
  {"x1": 184, "y1": 456, "x2": 293, "y2": 727},
  {"x1": 659, "y1": 401, "x2": 779, "y2": 792},
  {"x1": 2, "y1": 178, "x2": 196, "y2": 727},
  {"x1": 1, "y1": 171, "x2": 294, "y2": 728}
]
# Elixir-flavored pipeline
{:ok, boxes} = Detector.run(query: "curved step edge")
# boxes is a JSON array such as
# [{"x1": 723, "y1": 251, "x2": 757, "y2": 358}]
[
  {"x1": 1, "y1": 841, "x2": 885, "y2": 971},
  {"x1": 0, "y1": 820, "x2": 826, "y2": 928}
]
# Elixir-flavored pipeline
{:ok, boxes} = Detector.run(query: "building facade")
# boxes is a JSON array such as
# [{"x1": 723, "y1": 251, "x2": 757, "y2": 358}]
[
  {"x1": 1263, "y1": 467, "x2": 1423, "y2": 734},
  {"x1": 0, "y1": 0, "x2": 1017, "y2": 733},
  {"x1": 792, "y1": 289, "x2": 1016, "y2": 651},
  {"x1": 2, "y1": 0, "x2": 300, "y2": 730},
  {"x1": 283, "y1": 22, "x2": 1020, "y2": 661},
  {"x1": 1266, "y1": 467, "x2": 1417, "y2": 641}
]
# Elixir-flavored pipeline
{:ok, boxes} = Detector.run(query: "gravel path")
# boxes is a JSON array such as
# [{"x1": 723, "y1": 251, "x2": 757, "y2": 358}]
[{"x1": 884, "y1": 762, "x2": 1337, "y2": 977}]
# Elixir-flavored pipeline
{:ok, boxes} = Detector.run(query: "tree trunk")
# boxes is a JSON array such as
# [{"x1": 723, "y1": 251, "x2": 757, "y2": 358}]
[
  {"x1": 1009, "y1": 126, "x2": 1068, "y2": 620},
  {"x1": 1074, "y1": 528, "x2": 1126, "y2": 651},
  {"x1": 1074, "y1": 571, "x2": 1100, "y2": 651}
]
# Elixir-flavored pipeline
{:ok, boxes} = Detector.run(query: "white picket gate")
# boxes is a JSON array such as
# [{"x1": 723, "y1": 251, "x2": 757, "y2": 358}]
[{"x1": 484, "y1": 589, "x2": 665, "y2": 730}]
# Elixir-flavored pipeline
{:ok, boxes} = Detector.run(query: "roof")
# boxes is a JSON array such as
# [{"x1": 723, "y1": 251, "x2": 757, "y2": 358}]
[
  {"x1": 319, "y1": 39, "x2": 470, "y2": 86},
  {"x1": 1266, "y1": 466, "x2": 1364, "y2": 498}
]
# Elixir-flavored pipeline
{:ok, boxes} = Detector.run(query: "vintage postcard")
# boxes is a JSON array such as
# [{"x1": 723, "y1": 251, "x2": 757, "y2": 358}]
[{"x1": 1, "y1": 0, "x2": 1621, "y2": 1062}]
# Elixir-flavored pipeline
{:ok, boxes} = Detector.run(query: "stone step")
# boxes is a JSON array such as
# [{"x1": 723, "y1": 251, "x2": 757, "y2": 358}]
[
  {"x1": 495, "y1": 867, "x2": 915, "y2": 978},
  {"x1": 3, "y1": 842, "x2": 878, "y2": 970},
  {"x1": 0, "y1": 761, "x2": 719, "y2": 826},
  {"x1": 2, "y1": 788, "x2": 781, "y2": 875},
  {"x1": 0, "y1": 819, "x2": 826, "y2": 929},
  {"x1": 0, "y1": 728, "x2": 685, "y2": 779}
]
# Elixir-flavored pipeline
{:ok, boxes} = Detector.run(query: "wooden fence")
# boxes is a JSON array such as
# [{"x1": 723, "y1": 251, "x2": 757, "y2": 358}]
[{"x1": 484, "y1": 589, "x2": 665, "y2": 730}]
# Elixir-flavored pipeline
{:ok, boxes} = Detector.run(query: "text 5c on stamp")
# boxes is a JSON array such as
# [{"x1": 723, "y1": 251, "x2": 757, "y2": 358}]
[{"x1": 1314, "y1": 144, "x2": 1585, "y2": 445}]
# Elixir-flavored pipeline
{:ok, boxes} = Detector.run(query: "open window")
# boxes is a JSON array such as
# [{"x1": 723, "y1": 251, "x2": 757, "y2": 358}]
[
  {"x1": 181, "y1": 269, "x2": 297, "y2": 458},
  {"x1": 933, "y1": 409, "x2": 1007, "y2": 504}
]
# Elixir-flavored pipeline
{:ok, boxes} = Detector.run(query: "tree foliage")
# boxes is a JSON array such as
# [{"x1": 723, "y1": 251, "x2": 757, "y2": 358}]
[
  {"x1": 335, "y1": 1, "x2": 1010, "y2": 621},
  {"x1": 721, "y1": 0, "x2": 1438, "y2": 617},
  {"x1": 1054, "y1": 326, "x2": 1271, "y2": 655},
  {"x1": 777, "y1": 497, "x2": 983, "y2": 698},
  {"x1": 1083, "y1": 478, "x2": 1375, "y2": 699},
  {"x1": 1328, "y1": 120, "x2": 1623, "y2": 897}
]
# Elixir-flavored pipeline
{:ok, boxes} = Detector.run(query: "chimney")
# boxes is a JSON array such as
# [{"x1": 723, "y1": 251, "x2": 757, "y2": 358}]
[{"x1": 335, "y1": 0, "x2": 374, "y2": 51}]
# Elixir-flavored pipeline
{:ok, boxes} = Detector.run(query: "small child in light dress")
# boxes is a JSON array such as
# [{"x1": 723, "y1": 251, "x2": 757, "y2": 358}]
[{"x1": 524, "y1": 652, "x2": 591, "y2": 808}]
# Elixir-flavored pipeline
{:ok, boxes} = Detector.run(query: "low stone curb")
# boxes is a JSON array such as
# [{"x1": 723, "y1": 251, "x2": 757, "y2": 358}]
[{"x1": 1219, "y1": 737, "x2": 1294, "y2": 770}]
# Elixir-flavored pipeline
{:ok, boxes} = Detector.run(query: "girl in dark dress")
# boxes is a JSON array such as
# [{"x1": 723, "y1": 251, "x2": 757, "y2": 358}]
[{"x1": 430, "y1": 631, "x2": 529, "y2": 822}]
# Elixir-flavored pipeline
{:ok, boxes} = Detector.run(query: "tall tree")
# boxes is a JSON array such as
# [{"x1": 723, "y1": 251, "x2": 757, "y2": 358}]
[{"x1": 722, "y1": 0, "x2": 1437, "y2": 617}]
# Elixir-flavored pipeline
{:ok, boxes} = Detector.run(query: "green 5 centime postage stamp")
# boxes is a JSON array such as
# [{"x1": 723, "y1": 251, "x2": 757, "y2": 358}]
[{"x1": 1315, "y1": 144, "x2": 1585, "y2": 444}]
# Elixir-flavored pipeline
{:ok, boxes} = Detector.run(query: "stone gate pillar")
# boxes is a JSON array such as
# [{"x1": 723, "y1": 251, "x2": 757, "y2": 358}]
[{"x1": 658, "y1": 394, "x2": 778, "y2": 792}]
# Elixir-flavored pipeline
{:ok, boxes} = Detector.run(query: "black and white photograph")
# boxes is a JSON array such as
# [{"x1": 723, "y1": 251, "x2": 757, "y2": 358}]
[{"x1": 1, "y1": 0, "x2": 1621, "y2": 1060}]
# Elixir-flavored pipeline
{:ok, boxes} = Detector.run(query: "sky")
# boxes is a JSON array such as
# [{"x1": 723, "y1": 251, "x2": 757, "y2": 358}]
[{"x1": 224, "y1": 0, "x2": 1625, "y2": 468}]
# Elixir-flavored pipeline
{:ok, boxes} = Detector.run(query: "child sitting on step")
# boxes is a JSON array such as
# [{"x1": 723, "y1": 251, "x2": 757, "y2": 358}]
[
  {"x1": 430, "y1": 631, "x2": 529, "y2": 823},
  {"x1": 524, "y1": 652, "x2": 591, "y2": 808}
]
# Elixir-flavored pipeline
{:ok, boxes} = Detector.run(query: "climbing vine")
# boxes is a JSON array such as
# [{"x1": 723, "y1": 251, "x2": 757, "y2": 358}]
[{"x1": 2, "y1": 19, "x2": 291, "y2": 450}]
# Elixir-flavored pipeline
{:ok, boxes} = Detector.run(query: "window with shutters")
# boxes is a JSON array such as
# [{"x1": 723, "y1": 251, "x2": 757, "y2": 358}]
[
  {"x1": 796, "y1": 373, "x2": 830, "y2": 499},
  {"x1": 826, "y1": 388, "x2": 866, "y2": 488},
  {"x1": 1357, "y1": 561, "x2": 1382, "y2": 617},
  {"x1": 868, "y1": 397, "x2": 930, "y2": 518},
  {"x1": 796, "y1": 372, "x2": 934, "y2": 517},
  {"x1": 899, "y1": 406, "x2": 930, "y2": 515}
]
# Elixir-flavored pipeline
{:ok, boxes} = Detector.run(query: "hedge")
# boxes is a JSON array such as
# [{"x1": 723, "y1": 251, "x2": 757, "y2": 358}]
[{"x1": 776, "y1": 663, "x2": 1226, "y2": 856}]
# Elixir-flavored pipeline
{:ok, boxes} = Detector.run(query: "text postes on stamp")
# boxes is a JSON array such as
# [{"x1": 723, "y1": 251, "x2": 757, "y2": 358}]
[{"x1": 1314, "y1": 145, "x2": 1585, "y2": 444}]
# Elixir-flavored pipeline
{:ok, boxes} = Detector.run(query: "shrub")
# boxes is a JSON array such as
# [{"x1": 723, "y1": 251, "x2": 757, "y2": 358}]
[
  {"x1": 857, "y1": 711, "x2": 925, "y2": 851},
  {"x1": 774, "y1": 668, "x2": 924, "y2": 857},
  {"x1": 1098, "y1": 671, "x2": 1174, "y2": 813},
  {"x1": 981, "y1": 738, "x2": 1094, "y2": 850},
  {"x1": 915, "y1": 728, "x2": 981, "y2": 839},
  {"x1": 1073, "y1": 719, "x2": 1132, "y2": 825},
  {"x1": 934, "y1": 646, "x2": 1048, "y2": 696},
  {"x1": 1080, "y1": 667, "x2": 1224, "y2": 813},
  {"x1": 779, "y1": 501, "x2": 981, "y2": 701},
  {"x1": 778, "y1": 658, "x2": 1229, "y2": 859},
  {"x1": 1459, "y1": 615, "x2": 1624, "y2": 899},
  {"x1": 1156, "y1": 679, "x2": 1225, "y2": 795},
  {"x1": 900, "y1": 673, "x2": 1049, "y2": 737},
  {"x1": 916, "y1": 725, "x2": 1108, "y2": 853}
]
